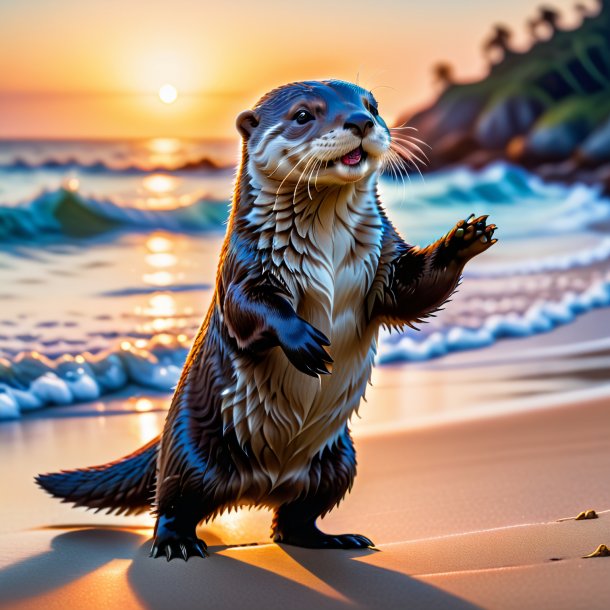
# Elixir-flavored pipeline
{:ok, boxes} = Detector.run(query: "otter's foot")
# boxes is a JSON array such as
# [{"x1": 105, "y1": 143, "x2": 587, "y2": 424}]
[
  {"x1": 150, "y1": 513, "x2": 208, "y2": 561},
  {"x1": 273, "y1": 523, "x2": 374, "y2": 549},
  {"x1": 150, "y1": 534, "x2": 209, "y2": 561},
  {"x1": 445, "y1": 214, "x2": 497, "y2": 261}
]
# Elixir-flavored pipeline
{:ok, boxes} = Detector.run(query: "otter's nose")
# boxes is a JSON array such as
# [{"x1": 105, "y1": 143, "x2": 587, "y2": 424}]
[{"x1": 343, "y1": 112, "x2": 374, "y2": 137}]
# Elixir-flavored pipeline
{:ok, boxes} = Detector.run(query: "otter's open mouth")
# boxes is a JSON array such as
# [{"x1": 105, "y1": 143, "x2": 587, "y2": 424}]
[
  {"x1": 341, "y1": 146, "x2": 365, "y2": 166},
  {"x1": 327, "y1": 146, "x2": 367, "y2": 168}
]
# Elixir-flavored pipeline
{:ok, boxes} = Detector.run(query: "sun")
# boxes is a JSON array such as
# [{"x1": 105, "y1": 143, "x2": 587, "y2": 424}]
[{"x1": 158, "y1": 83, "x2": 178, "y2": 104}]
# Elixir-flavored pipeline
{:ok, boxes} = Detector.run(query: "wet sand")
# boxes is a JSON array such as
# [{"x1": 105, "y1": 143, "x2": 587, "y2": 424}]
[{"x1": 1, "y1": 309, "x2": 610, "y2": 609}]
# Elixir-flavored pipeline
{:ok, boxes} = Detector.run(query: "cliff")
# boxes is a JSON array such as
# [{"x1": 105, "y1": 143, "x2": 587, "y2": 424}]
[{"x1": 397, "y1": 2, "x2": 610, "y2": 191}]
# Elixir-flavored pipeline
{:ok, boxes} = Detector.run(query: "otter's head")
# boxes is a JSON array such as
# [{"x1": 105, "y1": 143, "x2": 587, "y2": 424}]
[{"x1": 236, "y1": 80, "x2": 391, "y2": 188}]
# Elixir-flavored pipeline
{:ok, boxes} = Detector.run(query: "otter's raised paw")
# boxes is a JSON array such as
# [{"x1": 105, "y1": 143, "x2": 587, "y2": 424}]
[
  {"x1": 150, "y1": 535, "x2": 209, "y2": 561},
  {"x1": 274, "y1": 527, "x2": 374, "y2": 549},
  {"x1": 445, "y1": 213, "x2": 497, "y2": 261},
  {"x1": 277, "y1": 316, "x2": 333, "y2": 377}
]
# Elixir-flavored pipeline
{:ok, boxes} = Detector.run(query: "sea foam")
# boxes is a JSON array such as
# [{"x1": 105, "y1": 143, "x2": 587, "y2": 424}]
[{"x1": 1, "y1": 277, "x2": 609, "y2": 419}]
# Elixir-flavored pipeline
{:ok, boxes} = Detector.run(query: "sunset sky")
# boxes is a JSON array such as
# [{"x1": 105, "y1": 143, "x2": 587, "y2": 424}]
[{"x1": 0, "y1": 0, "x2": 594, "y2": 139}]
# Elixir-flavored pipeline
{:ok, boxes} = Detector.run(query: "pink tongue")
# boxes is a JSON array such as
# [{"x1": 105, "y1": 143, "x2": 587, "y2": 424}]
[{"x1": 341, "y1": 147, "x2": 362, "y2": 166}]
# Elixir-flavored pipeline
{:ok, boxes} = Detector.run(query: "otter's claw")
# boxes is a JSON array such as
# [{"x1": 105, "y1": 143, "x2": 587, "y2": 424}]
[
  {"x1": 278, "y1": 316, "x2": 333, "y2": 378},
  {"x1": 150, "y1": 535, "x2": 209, "y2": 561},
  {"x1": 445, "y1": 214, "x2": 498, "y2": 260}
]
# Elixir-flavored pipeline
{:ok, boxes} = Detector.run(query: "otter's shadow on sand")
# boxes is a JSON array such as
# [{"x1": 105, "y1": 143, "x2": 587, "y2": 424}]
[
  {"x1": 128, "y1": 539, "x2": 481, "y2": 610},
  {"x1": 0, "y1": 527, "x2": 481, "y2": 609},
  {"x1": 0, "y1": 528, "x2": 143, "y2": 604}
]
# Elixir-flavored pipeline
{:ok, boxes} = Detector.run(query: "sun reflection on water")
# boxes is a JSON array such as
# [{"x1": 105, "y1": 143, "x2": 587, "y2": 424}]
[
  {"x1": 135, "y1": 173, "x2": 188, "y2": 210},
  {"x1": 145, "y1": 252, "x2": 177, "y2": 268},
  {"x1": 147, "y1": 294, "x2": 176, "y2": 317},
  {"x1": 135, "y1": 398, "x2": 154, "y2": 412},
  {"x1": 149, "y1": 138, "x2": 182, "y2": 155},
  {"x1": 143, "y1": 137, "x2": 186, "y2": 170},
  {"x1": 143, "y1": 233, "x2": 178, "y2": 286},
  {"x1": 137, "y1": 411, "x2": 161, "y2": 444},
  {"x1": 143, "y1": 271, "x2": 174, "y2": 286},
  {"x1": 132, "y1": 231, "x2": 198, "y2": 337},
  {"x1": 142, "y1": 174, "x2": 178, "y2": 194},
  {"x1": 146, "y1": 235, "x2": 173, "y2": 253},
  {"x1": 63, "y1": 176, "x2": 80, "y2": 192}
]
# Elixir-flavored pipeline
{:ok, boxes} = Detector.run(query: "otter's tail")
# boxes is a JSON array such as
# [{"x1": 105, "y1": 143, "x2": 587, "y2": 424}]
[{"x1": 35, "y1": 436, "x2": 159, "y2": 515}]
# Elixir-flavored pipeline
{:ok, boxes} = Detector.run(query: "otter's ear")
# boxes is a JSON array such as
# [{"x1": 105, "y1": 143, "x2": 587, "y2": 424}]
[{"x1": 236, "y1": 110, "x2": 260, "y2": 140}]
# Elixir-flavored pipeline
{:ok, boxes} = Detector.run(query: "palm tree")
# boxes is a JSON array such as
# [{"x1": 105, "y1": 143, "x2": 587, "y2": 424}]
[
  {"x1": 586, "y1": 0, "x2": 609, "y2": 15},
  {"x1": 529, "y1": 6, "x2": 562, "y2": 39},
  {"x1": 527, "y1": 17, "x2": 538, "y2": 40},
  {"x1": 574, "y1": 2, "x2": 594, "y2": 19},
  {"x1": 540, "y1": 6, "x2": 562, "y2": 30},
  {"x1": 433, "y1": 62, "x2": 455, "y2": 90},
  {"x1": 483, "y1": 25, "x2": 514, "y2": 65}
]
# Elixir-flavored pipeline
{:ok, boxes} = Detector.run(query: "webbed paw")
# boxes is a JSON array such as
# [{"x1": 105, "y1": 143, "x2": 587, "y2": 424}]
[
  {"x1": 150, "y1": 534, "x2": 209, "y2": 561},
  {"x1": 277, "y1": 316, "x2": 333, "y2": 377},
  {"x1": 445, "y1": 213, "x2": 497, "y2": 260},
  {"x1": 274, "y1": 527, "x2": 375, "y2": 549}
]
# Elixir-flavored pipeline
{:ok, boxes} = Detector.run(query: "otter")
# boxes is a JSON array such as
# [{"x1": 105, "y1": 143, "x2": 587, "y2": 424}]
[{"x1": 36, "y1": 80, "x2": 497, "y2": 561}]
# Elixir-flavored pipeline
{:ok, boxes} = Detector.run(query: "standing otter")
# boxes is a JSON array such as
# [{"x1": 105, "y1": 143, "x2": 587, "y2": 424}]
[{"x1": 36, "y1": 80, "x2": 497, "y2": 561}]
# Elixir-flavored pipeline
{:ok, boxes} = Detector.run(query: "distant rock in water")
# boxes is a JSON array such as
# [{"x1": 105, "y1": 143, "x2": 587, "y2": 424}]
[{"x1": 397, "y1": 2, "x2": 610, "y2": 193}]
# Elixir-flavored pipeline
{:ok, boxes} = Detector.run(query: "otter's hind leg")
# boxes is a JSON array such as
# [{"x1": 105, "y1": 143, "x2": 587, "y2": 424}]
[
  {"x1": 272, "y1": 428, "x2": 374, "y2": 549},
  {"x1": 151, "y1": 403, "x2": 234, "y2": 560},
  {"x1": 150, "y1": 490, "x2": 212, "y2": 561},
  {"x1": 151, "y1": 449, "x2": 238, "y2": 561}
]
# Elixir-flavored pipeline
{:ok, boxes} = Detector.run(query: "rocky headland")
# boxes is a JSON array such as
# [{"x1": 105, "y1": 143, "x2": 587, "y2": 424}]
[{"x1": 398, "y1": 1, "x2": 610, "y2": 193}]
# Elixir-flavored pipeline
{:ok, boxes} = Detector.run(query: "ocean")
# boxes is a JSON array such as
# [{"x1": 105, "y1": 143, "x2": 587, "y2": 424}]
[{"x1": 1, "y1": 137, "x2": 609, "y2": 417}]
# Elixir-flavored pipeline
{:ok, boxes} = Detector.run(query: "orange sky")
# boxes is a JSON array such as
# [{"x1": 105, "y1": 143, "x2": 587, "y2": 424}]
[{"x1": 0, "y1": 0, "x2": 593, "y2": 139}]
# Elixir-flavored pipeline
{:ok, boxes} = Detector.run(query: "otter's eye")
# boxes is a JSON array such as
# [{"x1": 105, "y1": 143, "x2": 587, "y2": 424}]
[
  {"x1": 365, "y1": 100, "x2": 379, "y2": 117},
  {"x1": 293, "y1": 109, "x2": 315, "y2": 125}
]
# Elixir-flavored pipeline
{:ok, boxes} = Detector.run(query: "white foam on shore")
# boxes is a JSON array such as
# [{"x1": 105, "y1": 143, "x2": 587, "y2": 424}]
[
  {"x1": 1, "y1": 276, "x2": 610, "y2": 419},
  {"x1": 0, "y1": 340, "x2": 187, "y2": 420},
  {"x1": 377, "y1": 278, "x2": 610, "y2": 364}
]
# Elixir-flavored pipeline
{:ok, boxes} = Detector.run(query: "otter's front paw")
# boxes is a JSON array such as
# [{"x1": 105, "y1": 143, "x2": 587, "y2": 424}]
[
  {"x1": 277, "y1": 316, "x2": 333, "y2": 377},
  {"x1": 445, "y1": 214, "x2": 497, "y2": 260}
]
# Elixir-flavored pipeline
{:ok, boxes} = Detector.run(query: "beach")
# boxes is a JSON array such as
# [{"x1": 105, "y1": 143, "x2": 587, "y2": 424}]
[
  {"x1": 3, "y1": 1, "x2": 610, "y2": 607},
  {"x1": 1, "y1": 307, "x2": 610, "y2": 610}
]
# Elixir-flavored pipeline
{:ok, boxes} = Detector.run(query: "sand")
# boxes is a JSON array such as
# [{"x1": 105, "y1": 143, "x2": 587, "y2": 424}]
[{"x1": 1, "y1": 310, "x2": 610, "y2": 609}]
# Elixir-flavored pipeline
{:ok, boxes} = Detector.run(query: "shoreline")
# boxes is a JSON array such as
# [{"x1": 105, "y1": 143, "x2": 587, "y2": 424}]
[
  {"x1": 439, "y1": 156, "x2": 610, "y2": 197},
  {"x1": 10, "y1": 305, "x2": 610, "y2": 437}
]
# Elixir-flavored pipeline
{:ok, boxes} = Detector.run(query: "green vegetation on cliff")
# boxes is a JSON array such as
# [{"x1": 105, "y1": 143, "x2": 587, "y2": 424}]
[{"x1": 400, "y1": 1, "x2": 610, "y2": 180}]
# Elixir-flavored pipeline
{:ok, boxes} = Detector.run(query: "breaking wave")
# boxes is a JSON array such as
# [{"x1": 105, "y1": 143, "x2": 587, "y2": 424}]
[
  {"x1": 0, "y1": 188, "x2": 229, "y2": 239},
  {"x1": 0, "y1": 336, "x2": 189, "y2": 419},
  {"x1": 2, "y1": 163, "x2": 609, "y2": 242}
]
